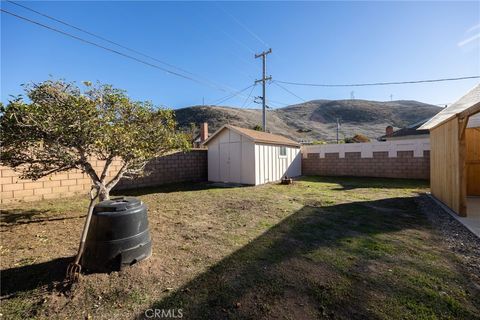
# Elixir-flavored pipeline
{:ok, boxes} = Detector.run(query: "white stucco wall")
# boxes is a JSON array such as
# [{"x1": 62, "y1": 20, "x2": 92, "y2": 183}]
[
  {"x1": 302, "y1": 138, "x2": 430, "y2": 158},
  {"x1": 385, "y1": 134, "x2": 430, "y2": 141}
]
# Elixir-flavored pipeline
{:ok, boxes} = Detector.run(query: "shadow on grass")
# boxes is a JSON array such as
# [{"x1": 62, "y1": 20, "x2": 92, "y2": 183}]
[
  {"x1": 297, "y1": 176, "x2": 429, "y2": 191},
  {"x1": 0, "y1": 209, "x2": 86, "y2": 226},
  {"x1": 1, "y1": 257, "x2": 71, "y2": 298},
  {"x1": 112, "y1": 181, "x2": 247, "y2": 197},
  {"x1": 137, "y1": 195, "x2": 477, "y2": 319},
  {"x1": 0, "y1": 209, "x2": 48, "y2": 225}
]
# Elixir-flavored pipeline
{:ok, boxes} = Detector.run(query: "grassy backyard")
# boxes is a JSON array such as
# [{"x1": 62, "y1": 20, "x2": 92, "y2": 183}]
[{"x1": 1, "y1": 177, "x2": 479, "y2": 319}]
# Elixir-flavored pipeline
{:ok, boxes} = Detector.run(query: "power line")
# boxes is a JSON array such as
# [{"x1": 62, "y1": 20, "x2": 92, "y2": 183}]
[
  {"x1": 206, "y1": 5, "x2": 257, "y2": 55},
  {"x1": 217, "y1": 4, "x2": 270, "y2": 49},
  {"x1": 242, "y1": 84, "x2": 257, "y2": 108},
  {"x1": 5, "y1": 1, "x2": 241, "y2": 95},
  {"x1": 225, "y1": 84, "x2": 258, "y2": 120},
  {"x1": 269, "y1": 99, "x2": 290, "y2": 107},
  {"x1": 1, "y1": 8, "x2": 260, "y2": 99},
  {"x1": 252, "y1": 96, "x2": 290, "y2": 108},
  {"x1": 3, "y1": 4, "x2": 260, "y2": 99},
  {"x1": 211, "y1": 84, "x2": 256, "y2": 106},
  {"x1": 272, "y1": 81, "x2": 306, "y2": 102},
  {"x1": 275, "y1": 76, "x2": 480, "y2": 87},
  {"x1": 1, "y1": 9, "x2": 211, "y2": 87},
  {"x1": 6, "y1": 1, "x2": 196, "y2": 77},
  {"x1": 196, "y1": 14, "x2": 258, "y2": 78},
  {"x1": 2, "y1": 6, "x2": 287, "y2": 107},
  {"x1": 216, "y1": 27, "x2": 256, "y2": 55}
]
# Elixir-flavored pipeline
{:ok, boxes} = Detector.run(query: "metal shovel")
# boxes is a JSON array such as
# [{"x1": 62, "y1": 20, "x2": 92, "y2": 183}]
[{"x1": 66, "y1": 187, "x2": 98, "y2": 281}]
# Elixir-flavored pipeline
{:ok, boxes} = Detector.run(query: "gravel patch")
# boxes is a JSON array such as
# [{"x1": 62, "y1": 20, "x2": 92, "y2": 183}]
[{"x1": 418, "y1": 195, "x2": 480, "y2": 288}]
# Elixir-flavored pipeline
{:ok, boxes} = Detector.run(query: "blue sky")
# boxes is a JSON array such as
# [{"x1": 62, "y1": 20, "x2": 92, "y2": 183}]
[{"x1": 1, "y1": 1, "x2": 479, "y2": 109}]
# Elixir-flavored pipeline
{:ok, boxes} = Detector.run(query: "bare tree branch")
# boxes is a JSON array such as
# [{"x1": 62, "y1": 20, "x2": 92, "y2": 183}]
[
  {"x1": 99, "y1": 156, "x2": 114, "y2": 183},
  {"x1": 106, "y1": 161, "x2": 129, "y2": 190}
]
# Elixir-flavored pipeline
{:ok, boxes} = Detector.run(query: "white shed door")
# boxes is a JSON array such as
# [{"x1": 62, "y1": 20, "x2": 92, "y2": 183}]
[
  {"x1": 219, "y1": 143, "x2": 229, "y2": 182},
  {"x1": 229, "y1": 142, "x2": 241, "y2": 182},
  {"x1": 219, "y1": 142, "x2": 242, "y2": 183}
]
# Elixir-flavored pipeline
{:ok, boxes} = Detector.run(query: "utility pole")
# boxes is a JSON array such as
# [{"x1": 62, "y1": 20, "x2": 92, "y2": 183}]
[
  {"x1": 255, "y1": 48, "x2": 272, "y2": 132},
  {"x1": 336, "y1": 118, "x2": 340, "y2": 144}
]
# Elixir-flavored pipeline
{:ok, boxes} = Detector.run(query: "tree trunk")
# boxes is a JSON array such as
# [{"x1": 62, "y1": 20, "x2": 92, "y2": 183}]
[
  {"x1": 84, "y1": 160, "x2": 128, "y2": 202},
  {"x1": 98, "y1": 185, "x2": 110, "y2": 202}
]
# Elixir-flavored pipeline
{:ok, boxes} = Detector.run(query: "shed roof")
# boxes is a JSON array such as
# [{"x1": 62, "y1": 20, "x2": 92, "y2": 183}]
[
  {"x1": 203, "y1": 125, "x2": 300, "y2": 147},
  {"x1": 419, "y1": 84, "x2": 480, "y2": 130}
]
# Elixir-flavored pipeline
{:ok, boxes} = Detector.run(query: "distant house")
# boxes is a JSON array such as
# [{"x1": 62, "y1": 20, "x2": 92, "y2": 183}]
[
  {"x1": 191, "y1": 122, "x2": 209, "y2": 148},
  {"x1": 378, "y1": 118, "x2": 432, "y2": 141},
  {"x1": 202, "y1": 125, "x2": 301, "y2": 185}
]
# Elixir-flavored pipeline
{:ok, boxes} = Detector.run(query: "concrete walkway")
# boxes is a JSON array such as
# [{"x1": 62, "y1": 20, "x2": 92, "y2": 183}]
[
  {"x1": 463, "y1": 197, "x2": 480, "y2": 237},
  {"x1": 428, "y1": 195, "x2": 480, "y2": 238}
]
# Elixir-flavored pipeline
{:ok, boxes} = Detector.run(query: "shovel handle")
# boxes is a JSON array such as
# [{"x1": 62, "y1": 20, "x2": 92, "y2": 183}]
[{"x1": 73, "y1": 186, "x2": 98, "y2": 264}]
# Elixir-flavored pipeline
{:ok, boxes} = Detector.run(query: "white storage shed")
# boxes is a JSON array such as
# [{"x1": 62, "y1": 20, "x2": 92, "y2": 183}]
[{"x1": 203, "y1": 125, "x2": 301, "y2": 185}]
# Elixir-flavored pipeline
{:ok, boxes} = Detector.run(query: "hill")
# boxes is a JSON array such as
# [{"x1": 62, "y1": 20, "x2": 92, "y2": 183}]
[{"x1": 174, "y1": 99, "x2": 441, "y2": 142}]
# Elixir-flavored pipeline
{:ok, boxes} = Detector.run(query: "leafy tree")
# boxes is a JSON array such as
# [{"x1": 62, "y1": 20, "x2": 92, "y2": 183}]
[
  {"x1": 0, "y1": 80, "x2": 189, "y2": 201},
  {"x1": 345, "y1": 134, "x2": 371, "y2": 143},
  {"x1": 252, "y1": 124, "x2": 263, "y2": 131},
  {"x1": 186, "y1": 122, "x2": 198, "y2": 147}
]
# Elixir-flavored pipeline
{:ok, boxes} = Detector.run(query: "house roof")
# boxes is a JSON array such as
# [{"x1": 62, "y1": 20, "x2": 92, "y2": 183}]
[
  {"x1": 202, "y1": 125, "x2": 301, "y2": 147},
  {"x1": 388, "y1": 127, "x2": 429, "y2": 139},
  {"x1": 379, "y1": 117, "x2": 431, "y2": 140},
  {"x1": 419, "y1": 84, "x2": 480, "y2": 130}
]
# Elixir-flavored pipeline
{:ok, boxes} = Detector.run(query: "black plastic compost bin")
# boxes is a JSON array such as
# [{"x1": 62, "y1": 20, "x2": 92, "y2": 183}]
[{"x1": 81, "y1": 197, "x2": 152, "y2": 272}]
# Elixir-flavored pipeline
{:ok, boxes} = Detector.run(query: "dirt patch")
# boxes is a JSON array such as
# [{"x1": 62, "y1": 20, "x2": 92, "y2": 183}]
[
  {"x1": 302, "y1": 199, "x2": 324, "y2": 208},
  {"x1": 220, "y1": 199, "x2": 262, "y2": 211}
]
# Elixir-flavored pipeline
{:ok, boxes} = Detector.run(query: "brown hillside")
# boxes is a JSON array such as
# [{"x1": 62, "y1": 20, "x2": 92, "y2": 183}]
[{"x1": 174, "y1": 99, "x2": 441, "y2": 142}]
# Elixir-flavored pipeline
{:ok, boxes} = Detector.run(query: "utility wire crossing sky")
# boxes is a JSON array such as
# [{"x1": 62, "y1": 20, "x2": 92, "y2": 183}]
[{"x1": 2, "y1": 1, "x2": 479, "y2": 108}]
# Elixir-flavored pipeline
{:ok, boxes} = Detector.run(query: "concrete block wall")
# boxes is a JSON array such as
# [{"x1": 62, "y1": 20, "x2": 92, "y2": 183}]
[
  {"x1": 302, "y1": 150, "x2": 430, "y2": 179},
  {"x1": 0, "y1": 150, "x2": 207, "y2": 204},
  {"x1": 115, "y1": 150, "x2": 207, "y2": 190},
  {"x1": 301, "y1": 138, "x2": 431, "y2": 180}
]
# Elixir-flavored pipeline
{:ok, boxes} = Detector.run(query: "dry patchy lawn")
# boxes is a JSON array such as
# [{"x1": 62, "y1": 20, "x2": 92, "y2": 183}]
[{"x1": 1, "y1": 177, "x2": 479, "y2": 319}]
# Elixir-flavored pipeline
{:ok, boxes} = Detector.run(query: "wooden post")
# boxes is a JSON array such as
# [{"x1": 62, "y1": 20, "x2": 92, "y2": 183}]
[{"x1": 458, "y1": 116, "x2": 468, "y2": 216}]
